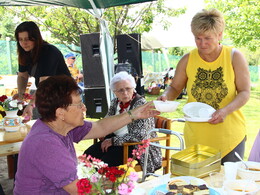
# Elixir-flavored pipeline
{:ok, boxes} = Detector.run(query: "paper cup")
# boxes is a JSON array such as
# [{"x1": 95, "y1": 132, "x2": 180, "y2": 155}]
[{"x1": 224, "y1": 162, "x2": 238, "y2": 180}]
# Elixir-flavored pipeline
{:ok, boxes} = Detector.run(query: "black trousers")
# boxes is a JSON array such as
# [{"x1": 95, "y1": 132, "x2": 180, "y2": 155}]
[
  {"x1": 83, "y1": 141, "x2": 134, "y2": 167},
  {"x1": 221, "y1": 137, "x2": 246, "y2": 165}
]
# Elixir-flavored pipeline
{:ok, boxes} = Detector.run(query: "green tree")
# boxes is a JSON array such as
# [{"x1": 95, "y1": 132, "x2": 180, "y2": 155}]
[
  {"x1": 0, "y1": 7, "x2": 20, "y2": 40},
  {"x1": 205, "y1": 0, "x2": 260, "y2": 51},
  {"x1": 168, "y1": 47, "x2": 193, "y2": 56},
  {"x1": 6, "y1": 0, "x2": 186, "y2": 54}
]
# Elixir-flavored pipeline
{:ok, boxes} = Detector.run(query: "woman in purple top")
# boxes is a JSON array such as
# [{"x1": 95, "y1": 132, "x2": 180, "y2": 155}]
[{"x1": 14, "y1": 75, "x2": 160, "y2": 195}]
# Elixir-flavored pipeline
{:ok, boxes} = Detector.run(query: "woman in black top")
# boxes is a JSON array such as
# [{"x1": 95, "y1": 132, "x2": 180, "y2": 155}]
[{"x1": 14, "y1": 21, "x2": 71, "y2": 121}]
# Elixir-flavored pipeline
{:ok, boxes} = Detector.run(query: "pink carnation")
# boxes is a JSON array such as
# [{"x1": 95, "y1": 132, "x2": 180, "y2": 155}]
[
  {"x1": 128, "y1": 172, "x2": 139, "y2": 182},
  {"x1": 118, "y1": 183, "x2": 129, "y2": 195}
]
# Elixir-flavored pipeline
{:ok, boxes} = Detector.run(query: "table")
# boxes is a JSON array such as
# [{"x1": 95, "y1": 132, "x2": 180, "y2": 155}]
[
  {"x1": 0, "y1": 122, "x2": 33, "y2": 179},
  {"x1": 0, "y1": 75, "x2": 35, "y2": 96},
  {"x1": 136, "y1": 167, "x2": 260, "y2": 194}
]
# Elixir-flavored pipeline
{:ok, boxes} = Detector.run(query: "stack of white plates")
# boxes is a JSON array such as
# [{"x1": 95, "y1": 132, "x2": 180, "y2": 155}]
[{"x1": 183, "y1": 102, "x2": 216, "y2": 122}]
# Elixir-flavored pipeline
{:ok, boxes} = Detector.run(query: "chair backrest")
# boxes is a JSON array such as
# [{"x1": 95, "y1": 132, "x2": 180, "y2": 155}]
[
  {"x1": 153, "y1": 115, "x2": 172, "y2": 174},
  {"x1": 154, "y1": 115, "x2": 172, "y2": 130},
  {"x1": 122, "y1": 115, "x2": 173, "y2": 173}
]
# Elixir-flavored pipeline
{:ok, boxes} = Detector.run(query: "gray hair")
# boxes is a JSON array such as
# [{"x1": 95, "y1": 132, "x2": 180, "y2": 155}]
[
  {"x1": 110, "y1": 71, "x2": 136, "y2": 91},
  {"x1": 191, "y1": 8, "x2": 225, "y2": 36}
]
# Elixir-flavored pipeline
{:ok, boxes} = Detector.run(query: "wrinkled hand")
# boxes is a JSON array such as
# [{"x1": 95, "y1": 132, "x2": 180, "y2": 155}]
[
  {"x1": 131, "y1": 101, "x2": 160, "y2": 120},
  {"x1": 101, "y1": 138, "x2": 112, "y2": 152},
  {"x1": 208, "y1": 108, "x2": 227, "y2": 124},
  {"x1": 21, "y1": 105, "x2": 33, "y2": 123}
]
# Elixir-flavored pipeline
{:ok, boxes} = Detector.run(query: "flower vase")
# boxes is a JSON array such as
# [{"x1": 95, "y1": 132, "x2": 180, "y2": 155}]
[
  {"x1": 3, "y1": 110, "x2": 21, "y2": 132},
  {"x1": 102, "y1": 180, "x2": 116, "y2": 195}
]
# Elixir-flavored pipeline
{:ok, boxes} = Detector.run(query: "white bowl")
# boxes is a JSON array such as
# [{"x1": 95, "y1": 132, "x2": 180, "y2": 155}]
[
  {"x1": 183, "y1": 102, "x2": 215, "y2": 118},
  {"x1": 237, "y1": 161, "x2": 260, "y2": 181},
  {"x1": 223, "y1": 179, "x2": 260, "y2": 195},
  {"x1": 153, "y1": 100, "x2": 180, "y2": 112}
]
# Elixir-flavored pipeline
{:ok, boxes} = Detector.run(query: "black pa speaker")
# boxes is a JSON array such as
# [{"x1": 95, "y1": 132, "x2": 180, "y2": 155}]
[
  {"x1": 84, "y1": 88, "x2": 108, "y2": 119},
  {"x1": 80, "y1": 33, "x2": 108, "y2": 118},
  {"x1": 116, "y1": 34, "x2": 144, "y2": 95},
  {"x1": 80, "y1": 33, "x2": 105, "y2": 88}
]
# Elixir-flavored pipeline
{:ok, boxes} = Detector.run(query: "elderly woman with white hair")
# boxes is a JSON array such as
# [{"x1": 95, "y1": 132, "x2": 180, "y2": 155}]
[{"x1": 84, "y1": 71, "x2": 162, "y2": 173}]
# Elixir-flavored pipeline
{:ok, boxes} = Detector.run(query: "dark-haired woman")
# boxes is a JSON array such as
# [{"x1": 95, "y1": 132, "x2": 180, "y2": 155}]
[{"x1": 14, "y1": 21, "x2": 70, "y2": 122}]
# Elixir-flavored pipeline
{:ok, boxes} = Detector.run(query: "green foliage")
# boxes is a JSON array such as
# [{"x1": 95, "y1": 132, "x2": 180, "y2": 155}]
[
  {"x1": 168, "y1": 47, "x2": 193, "y2": 56},
  {"x1": 239, "y1": 47, "x2": 260, "y2": 66},
  {"x1": 4, "y1": 1, "x2": 186, "y2": 53},
  {"x1": 0, "y1": 7, "x2": 20, "y2": 40},
  {"x1": 205, "y1": 0, "x2": 260, "y2": 52}
]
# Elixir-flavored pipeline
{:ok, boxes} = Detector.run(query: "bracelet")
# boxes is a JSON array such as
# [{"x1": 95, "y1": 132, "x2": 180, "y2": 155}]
[{"x1": 127, "y1": 110, "x2": 135, "y2": 122}]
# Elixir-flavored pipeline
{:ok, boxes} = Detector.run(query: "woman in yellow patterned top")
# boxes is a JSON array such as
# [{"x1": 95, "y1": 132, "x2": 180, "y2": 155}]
[{"x1": 158, "y1": 8, "x2": 250, "y2": 164}]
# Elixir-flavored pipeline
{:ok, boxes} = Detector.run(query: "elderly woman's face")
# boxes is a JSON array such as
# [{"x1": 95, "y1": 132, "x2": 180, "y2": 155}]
[
  {"x1": 194, "y1": 31, "x2": 222, "y2": 55},
  {"x1": 63, "y1": 93, "x2": 86, "y2": 127},
  {"x1": 18, "y1": 31, "x2": 35, "y2": 52},
  {"x1": 114, "y1": 80, "x2": 134, "y2": 103}
]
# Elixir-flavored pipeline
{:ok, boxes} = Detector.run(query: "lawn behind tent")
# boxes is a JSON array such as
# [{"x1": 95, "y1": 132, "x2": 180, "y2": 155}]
[{"x1": 74, "y1": 81, "x2": 260, "y2": 161}]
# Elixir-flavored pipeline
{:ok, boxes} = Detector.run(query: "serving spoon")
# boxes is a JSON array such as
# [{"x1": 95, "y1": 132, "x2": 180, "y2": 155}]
[{"x1": 235, "y1": 152, "x2": 249, "y2": 170}]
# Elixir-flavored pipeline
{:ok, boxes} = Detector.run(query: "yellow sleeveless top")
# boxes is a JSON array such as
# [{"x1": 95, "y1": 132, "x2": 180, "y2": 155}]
[{"x1": 185, "y1": 45, "x2": 246, "y2": 157}]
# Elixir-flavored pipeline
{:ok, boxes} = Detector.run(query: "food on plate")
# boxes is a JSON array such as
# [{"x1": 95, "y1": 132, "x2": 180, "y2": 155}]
[
  {"x1": 249, "y1": 168, "x2": 260, "y2": 171},
  {"x1": 168, "y1": 179, "x2": 187, "y2": 193},
  {"x1": 167, "y1": 179, "x2": 209, "y2": 195}
]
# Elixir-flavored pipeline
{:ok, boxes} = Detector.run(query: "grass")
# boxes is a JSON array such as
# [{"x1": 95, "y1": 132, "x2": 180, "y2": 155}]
[{"x1": 74, "y1": 81, "x2": 260, "y2": 160}]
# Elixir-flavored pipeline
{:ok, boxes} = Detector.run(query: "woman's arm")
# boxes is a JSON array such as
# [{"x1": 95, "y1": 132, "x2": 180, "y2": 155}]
[
  {"x1": 83, "y1": 101, "x2": 160, "y2": 139},
  {"x1": 17, "y1": 71, "x2": 29, "y2": 100},
  {"x1": 112, "y1": 98, "x2": 155, "y2": 145},
  {"x1": 21, "y1": 76, "x2": 50, "y2": 123},
  {"x1": 158, "y1": 54, "x2": 189, "y2": 101},
  {"x1": 209, "y1": 50, "x2": 250, "y2": 124}
]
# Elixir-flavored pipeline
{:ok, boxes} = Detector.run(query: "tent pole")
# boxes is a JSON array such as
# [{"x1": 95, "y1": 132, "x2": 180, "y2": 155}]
[{"x1": 88, "y1": 0, "x2": 114, "y2": 106}]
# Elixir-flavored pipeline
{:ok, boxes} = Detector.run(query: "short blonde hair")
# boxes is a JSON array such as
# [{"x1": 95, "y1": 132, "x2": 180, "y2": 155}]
[{"x1": 191, "y1": 8, "x2": 225, "y2": 36}]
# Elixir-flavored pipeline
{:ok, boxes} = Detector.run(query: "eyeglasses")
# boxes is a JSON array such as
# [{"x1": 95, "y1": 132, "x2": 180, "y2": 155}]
[
  {"x1": 69, "y1": 102, "x2": 85, "y2": 109},
  {"x1": 114, "y1": 87, "x2": 134, "y2": 94},
  {"x1": 70, "y1": 57, "x2": 76, "y2": 60}
]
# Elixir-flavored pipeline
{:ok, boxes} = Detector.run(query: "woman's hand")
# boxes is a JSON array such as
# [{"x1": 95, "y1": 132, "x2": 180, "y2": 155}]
[
  {"x1": 101, "y1": 138, "x2": 112, "y2": 152},
  {"x1": 131, "y1": 101, "x2": 160, "y2": 120},
  {"x1": 21, "y1": 104, "x2": 34, "y2": 123},
  {"x1": 208, "y1": 108, "x2": 227, "y2": 124}
]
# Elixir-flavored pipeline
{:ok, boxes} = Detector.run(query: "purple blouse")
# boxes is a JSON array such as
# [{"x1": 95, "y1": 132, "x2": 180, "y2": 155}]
[
  {"x1": 248, "y1": 130, "x2": 260, "y2": 162},
  {"x1": 14, "y1": 119, "x2": 92, "y2": 195}
]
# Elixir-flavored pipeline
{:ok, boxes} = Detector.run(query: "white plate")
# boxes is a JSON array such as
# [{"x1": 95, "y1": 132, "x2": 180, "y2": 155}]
[
  {"x1": 148, "y1": 176, "x2": 218, "y2": 195},
  {"x1": 184, "y1": 117, "x2": 211, "y2": 122},
  {"x1": 183, "y1": 102, "x2": 216, "y2": 118}
]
